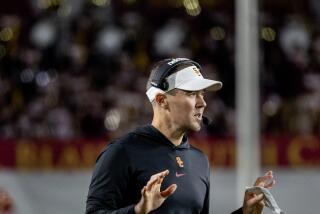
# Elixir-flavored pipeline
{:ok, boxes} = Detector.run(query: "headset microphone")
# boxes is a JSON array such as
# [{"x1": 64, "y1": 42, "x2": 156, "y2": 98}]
[{"x1": 202, "y1": 116, "x2": 211, "y2": 126}]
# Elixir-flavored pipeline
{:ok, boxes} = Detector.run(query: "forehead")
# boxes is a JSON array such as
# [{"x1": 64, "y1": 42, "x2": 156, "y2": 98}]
[{"x1": 167, "y1": 89, "x2": 205, "y2": 99}]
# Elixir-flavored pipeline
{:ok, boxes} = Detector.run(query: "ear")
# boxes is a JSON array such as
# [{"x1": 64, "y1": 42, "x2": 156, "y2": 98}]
[{"x1": 155, "y1": 93, "x2": 168, "y2": 108}]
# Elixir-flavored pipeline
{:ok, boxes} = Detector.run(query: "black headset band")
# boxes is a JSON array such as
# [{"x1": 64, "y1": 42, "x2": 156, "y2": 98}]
[{"x1": 150, "y1": 58, "x2": 201, "y2": 90}]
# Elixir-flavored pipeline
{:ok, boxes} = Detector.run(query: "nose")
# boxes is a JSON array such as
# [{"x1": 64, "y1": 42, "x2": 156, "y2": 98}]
[{"x1": 196, "y1": 94, "x2": 206, "y2": 108}]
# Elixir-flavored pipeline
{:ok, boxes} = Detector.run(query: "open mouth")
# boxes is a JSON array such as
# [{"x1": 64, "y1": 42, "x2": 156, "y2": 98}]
[{"x1": 194, "y1": 113, "x2": 202, "y2": 120}]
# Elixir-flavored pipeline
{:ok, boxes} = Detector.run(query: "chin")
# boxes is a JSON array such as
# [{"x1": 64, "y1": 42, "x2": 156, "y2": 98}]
[{"x1": 190, "y1": 123, "x2": 202, "y2": 132}]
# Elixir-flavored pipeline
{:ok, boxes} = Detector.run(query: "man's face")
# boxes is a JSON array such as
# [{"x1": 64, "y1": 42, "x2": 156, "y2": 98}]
[{"x1": 166, "y1": 89, "x2": 207, "y2": 132}]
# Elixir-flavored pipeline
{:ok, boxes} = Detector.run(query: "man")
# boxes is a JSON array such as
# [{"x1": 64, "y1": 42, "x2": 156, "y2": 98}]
[{"x1": 86, "y1": 58, "x2": 275, "y2": 214}]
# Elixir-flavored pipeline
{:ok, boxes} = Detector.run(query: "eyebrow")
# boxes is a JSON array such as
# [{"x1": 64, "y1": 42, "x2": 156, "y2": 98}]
[{"x1": 181, "y1": 89, "x2": 206, "y2": 94}]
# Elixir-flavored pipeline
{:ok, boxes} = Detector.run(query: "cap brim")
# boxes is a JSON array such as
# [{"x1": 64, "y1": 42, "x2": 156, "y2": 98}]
[{"x1": 176, "y1": 78, "x2": 222, "y2": 91}]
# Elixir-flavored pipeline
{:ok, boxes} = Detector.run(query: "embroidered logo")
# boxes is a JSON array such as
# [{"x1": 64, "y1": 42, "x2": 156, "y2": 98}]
[
  {"x1": 175, "y1": 172, "x2": 187, "y2": 177},
  {"x1": 176, "y1": 156, "x2": 184, "y2": 168},
  {"x1": 192, "y1": 67, "x2": 201, "y2": 76}
]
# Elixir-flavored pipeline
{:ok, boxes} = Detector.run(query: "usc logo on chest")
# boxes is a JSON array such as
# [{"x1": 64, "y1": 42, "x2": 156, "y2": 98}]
[{"x1": 176, "y1": 156, "x2": 184, "y2": 168}]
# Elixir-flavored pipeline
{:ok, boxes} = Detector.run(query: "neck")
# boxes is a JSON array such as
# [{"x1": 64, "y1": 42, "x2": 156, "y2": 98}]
[{"x1": 151, "y1": 117, "x2": 185, "y2": 146}]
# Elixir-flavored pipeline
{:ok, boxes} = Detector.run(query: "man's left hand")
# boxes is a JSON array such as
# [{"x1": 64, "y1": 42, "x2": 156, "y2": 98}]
[{"x1": 242, "y1": 171, "x2": 275, "y2": 214}]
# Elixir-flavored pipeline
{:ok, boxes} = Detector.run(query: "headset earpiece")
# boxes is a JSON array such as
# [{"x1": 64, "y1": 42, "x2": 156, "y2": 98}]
[{"x1": 161, "y1": 80, "x2": 169, "y2": 91}]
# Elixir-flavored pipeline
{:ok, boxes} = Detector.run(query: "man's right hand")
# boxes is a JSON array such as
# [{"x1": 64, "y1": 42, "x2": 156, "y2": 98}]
[{"x1": 134, "y1": 170, "x2": 177, "y2": 214}]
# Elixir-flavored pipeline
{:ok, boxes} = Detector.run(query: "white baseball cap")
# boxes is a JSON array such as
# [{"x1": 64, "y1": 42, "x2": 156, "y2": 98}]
[{"x1": 146, "y1": 65, "x2": 222, "y2": 102}]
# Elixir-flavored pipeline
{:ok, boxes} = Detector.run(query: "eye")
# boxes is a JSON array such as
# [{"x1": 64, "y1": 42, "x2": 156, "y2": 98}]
[
  {"x1": 187, "y1": 91, "x2": 197, "y2": 96},
  {"x1": 199, "y1": 91, "x2": 206, "y2": 98}
]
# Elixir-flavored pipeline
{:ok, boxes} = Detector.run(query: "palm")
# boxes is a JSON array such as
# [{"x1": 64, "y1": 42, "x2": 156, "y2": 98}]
[
  {"x1": 135, "y1": 170, "x2": 177, "y2": 214},
  {"x1": 142, "y1": 182, "x2": 166, "y2": 212}
]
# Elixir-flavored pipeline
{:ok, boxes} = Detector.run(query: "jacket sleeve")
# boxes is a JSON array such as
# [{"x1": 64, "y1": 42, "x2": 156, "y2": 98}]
[
  {"x1": 200, "y1": 180, "x2": 210, "y2": 214},
  {"x1": 200, "y1": 156, "x2": 210, "y2": 214},
  {"x1": 85, "y1": 143, "x2": 135, "y2": 214},
  {"x1": 231, "y1": 207, "x2": 243, "y2": 214}
]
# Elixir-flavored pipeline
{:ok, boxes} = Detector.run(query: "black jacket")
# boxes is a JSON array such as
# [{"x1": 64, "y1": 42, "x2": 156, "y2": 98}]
[{"x1": 86, "y1": 125, "x2": 242, "y2": 214}]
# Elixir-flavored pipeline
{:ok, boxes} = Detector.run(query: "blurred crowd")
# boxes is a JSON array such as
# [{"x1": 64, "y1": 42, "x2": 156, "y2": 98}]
[{"x1": 0, "y1": 0, "x2": 319, "y2": 139}]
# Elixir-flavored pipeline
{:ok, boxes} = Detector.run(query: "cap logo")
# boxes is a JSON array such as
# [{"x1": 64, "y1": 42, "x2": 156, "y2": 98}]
[{"x1": 192, "y1": 67, "x2": 201, "y2": 76}]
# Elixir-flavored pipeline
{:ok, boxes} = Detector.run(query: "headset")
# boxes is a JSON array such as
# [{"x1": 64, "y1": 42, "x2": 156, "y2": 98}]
[{"x1": 150, "y1": 58, "x2": 201, "y2": 91}]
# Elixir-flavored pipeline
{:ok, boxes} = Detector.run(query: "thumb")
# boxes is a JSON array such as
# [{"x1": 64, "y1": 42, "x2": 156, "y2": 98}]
[{"x1": 160, "y1": 184, "x2": 177, "y2": 198}]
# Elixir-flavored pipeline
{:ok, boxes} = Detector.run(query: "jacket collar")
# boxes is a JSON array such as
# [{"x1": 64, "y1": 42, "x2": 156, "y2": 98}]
[{"x1": 148, "y1": 125, "x2": 190, "y2": 149}]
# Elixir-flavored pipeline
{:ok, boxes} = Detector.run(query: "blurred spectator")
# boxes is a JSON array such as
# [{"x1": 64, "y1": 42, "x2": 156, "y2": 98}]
[
  {"x1": 0, "y1": 0, "x2": 319, "y2": 139},
  {"x1": 0, "y1": 188, "x2": 13, "y2": 213}
]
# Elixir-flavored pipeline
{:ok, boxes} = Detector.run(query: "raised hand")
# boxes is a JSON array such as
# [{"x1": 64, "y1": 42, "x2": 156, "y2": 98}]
[
  {"x1": 242, "y1": 171, "x2": 276, "y2": 214},
  {"x1": 254, "y1": 171, "x2": 275, "y2": 189},
  {"x1": 134, "y1": 170, "x2": 177, "y2": 214}
]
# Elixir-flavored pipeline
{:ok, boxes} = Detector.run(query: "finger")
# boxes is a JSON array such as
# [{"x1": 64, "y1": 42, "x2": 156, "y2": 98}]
[
  {"x1": 148, "y1": 169, "x2": 169, "y2": 186},
  {"x1": 146, "y1": 176, "x2": 161, "y2": 191},
  {"x1": 153, "y1": 170, "x2": 170, "y2": 185},
  {"x1": 147, "y1": 175, "x2": 159, "y2": 186},
  {"x1": 246, "y1": 193, "x2": 264, "y2": 206},
  {"x1": 159, "y1": 170, "x2": 169, "y2": 178},
  {"x1": 254, "y1": 174, "x2": 274, "y2": 187},
  {"x1": 157, "y1": 174, "x2": 165, "y2": 184},
  {"x1": 244, "y1": 190, "x2": 254, "y2": 201},
  {"x1": 160, "y1": 184, "x2": 177, "y2": 198},
  {"x1": 265, "y1": 179, "x2": 276, "y2": 189},
  {"x1": 265, "y1": 170, "x2": 273, "y2": 176},
  {"x1": 255, "y1": 201, "x2": 264, "y2": 214},
  {"x1": 256, "y1": 174, "x2": 273, "y2": 183},
  {"x1": 141, "y1": 186, "x2": 147, "y2": 196},
  {"x1": 256, "y1": 170, "x2": 276, "y2": 189},
  {"x1": 150, "y1": 170, "x2": 169, "y2": 180}
]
